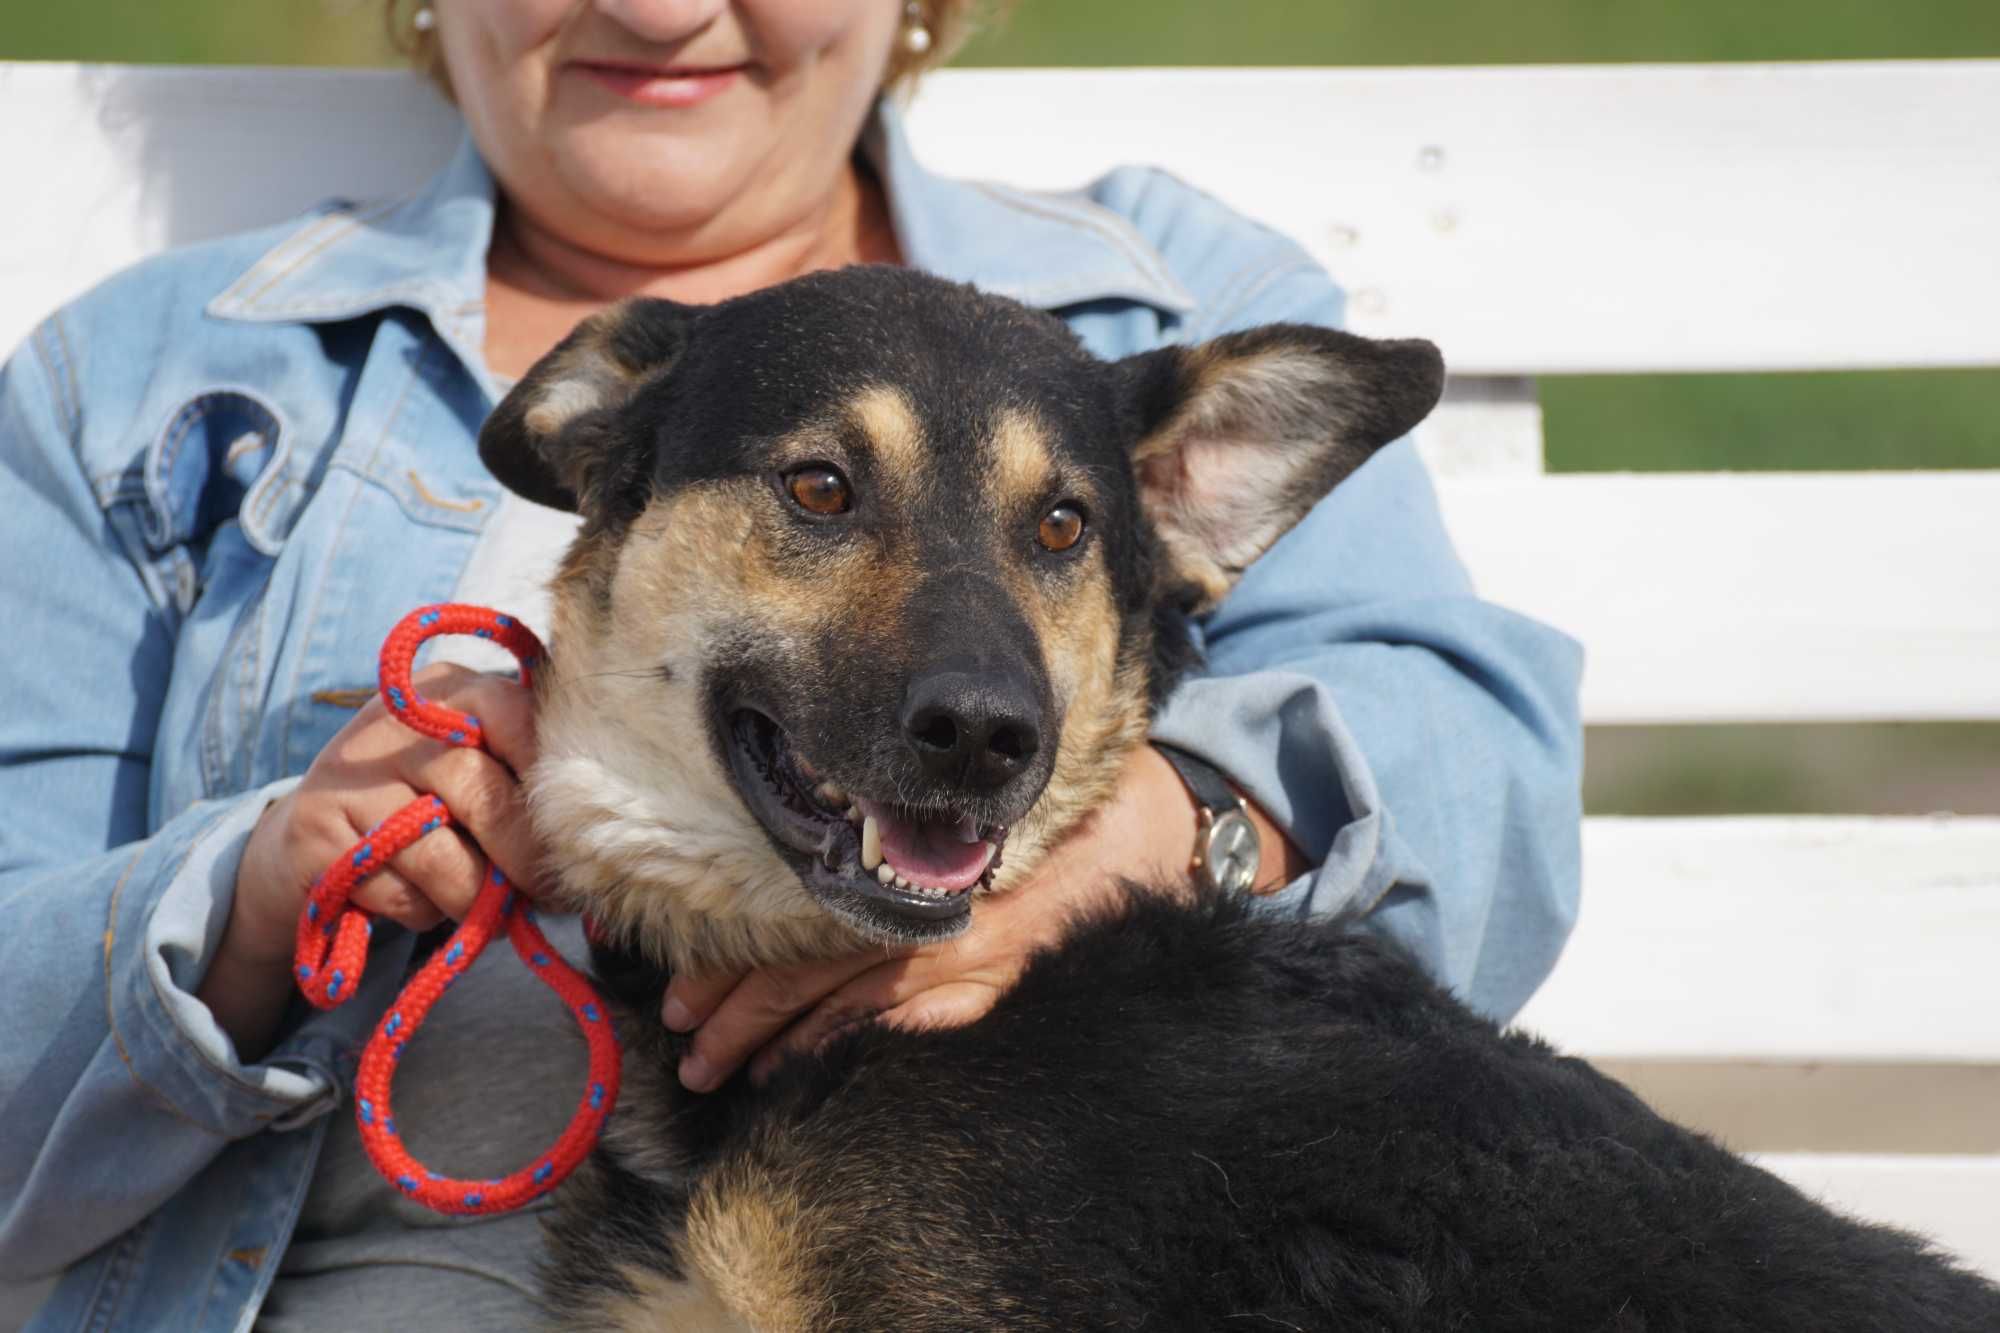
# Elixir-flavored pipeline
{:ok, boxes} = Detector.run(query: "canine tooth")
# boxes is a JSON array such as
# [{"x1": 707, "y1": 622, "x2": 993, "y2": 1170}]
[
  {"x1": 860, "y1": 815, "x2": 882, "y2": 871},
  {"x1": 953, "y1": 814, "x2": 981, "y2": 844},
  {"x1": 877, "y1": 863, "x2": 895, "y2": 885}
]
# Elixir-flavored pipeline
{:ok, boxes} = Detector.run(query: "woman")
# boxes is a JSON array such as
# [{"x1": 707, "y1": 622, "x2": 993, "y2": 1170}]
[{"x1": 0, "y1": 2, "x2": 1582, "y2": 1327}]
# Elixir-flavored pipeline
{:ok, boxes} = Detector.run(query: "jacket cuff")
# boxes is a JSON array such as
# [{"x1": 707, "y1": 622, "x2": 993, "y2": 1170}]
[
  {"x1": 1149, "y1": 668, "x2": 1414, "y2": 924},
  {"x1": 105, "y1": 779, "x2": 413, "y2": 1138}
]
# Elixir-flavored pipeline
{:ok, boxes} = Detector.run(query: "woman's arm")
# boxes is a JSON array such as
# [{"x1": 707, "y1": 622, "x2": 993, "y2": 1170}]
[
  {"x1": 0, "y1": 317, "x2": 387, "y2": 1279},
  {"x1": 1155, "y1": 255, "x2": 1583, "y2": 1021}
]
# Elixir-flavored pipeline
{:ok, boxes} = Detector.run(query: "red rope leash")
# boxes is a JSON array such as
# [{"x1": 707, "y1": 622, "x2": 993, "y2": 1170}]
[{"x1": 292, "y1": 603, "x2": 621, "y2": 1215}]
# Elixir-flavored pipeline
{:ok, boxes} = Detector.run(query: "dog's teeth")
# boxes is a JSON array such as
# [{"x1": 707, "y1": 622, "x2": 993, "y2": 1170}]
[
  {"x1": 860, "y1": 815, "x2": 882, "y2": 871},
  {"x1": 893, "y1": 874, "x2": 910, "y2": 890},
  {"x1": 845, "y1": 805, "x2": 863, "y2": 824},
  {"x1": 877, "y1": 862, "x2": 895, "y2": 885},
  {"x1": 815, "y1": 781, "x2": 847, "y2": 807},
  {"x1": 953, "y1": 814, "x2": 981, "y2": 845}
]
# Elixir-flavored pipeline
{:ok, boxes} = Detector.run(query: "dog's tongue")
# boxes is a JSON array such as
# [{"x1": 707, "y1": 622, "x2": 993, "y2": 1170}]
[{"x1": 855, "y1": 796, "x2": 993, "y2": 892}]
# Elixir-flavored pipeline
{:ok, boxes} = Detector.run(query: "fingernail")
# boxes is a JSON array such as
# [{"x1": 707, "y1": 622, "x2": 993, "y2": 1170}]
[
  {"x1": 662, "y1": 995, "x2": 695, "y2": 1031},
  {"x1": 678, "y1": 1054, "x2": 713, "y2": 1092}
]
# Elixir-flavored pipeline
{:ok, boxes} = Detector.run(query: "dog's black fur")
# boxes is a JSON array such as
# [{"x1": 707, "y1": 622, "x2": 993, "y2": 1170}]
[
  {"x1": 482, "y1": 267, "x2": 2000, "y2": 1330},
  {"x1": 566, "y1": 892, "x2": 2000, "y2": 1331}
]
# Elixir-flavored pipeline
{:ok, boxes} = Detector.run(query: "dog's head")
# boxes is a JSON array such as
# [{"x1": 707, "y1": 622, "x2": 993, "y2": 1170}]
[{"x1": 481, "y1": 267, "x2": 1440, "y2": 971}]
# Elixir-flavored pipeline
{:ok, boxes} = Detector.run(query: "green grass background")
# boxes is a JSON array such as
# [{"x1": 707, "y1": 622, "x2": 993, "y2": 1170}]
[{"x1": 7, "y1": 1, "x2": 1997, "y2": 812}]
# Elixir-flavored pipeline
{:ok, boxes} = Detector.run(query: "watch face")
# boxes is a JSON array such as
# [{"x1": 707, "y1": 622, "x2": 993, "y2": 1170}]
[{"x1": 1202, "y1": 810, "x2": 1261, "y2": 895}]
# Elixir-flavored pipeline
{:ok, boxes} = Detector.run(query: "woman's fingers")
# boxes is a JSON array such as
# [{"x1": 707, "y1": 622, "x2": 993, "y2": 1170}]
[
  {"x1": 406, "y1": 743, "x2": 545, "y2": 896},
  {"x1": 674, "y1": 952, "x2": 896, "y2": 1093},
  {"x1": 410, "y1": 664, "x2": 540, "y2": 778},
  {"x1": 743, "y1": 956, "x2": 940, "y2": 1085},
  {"x1": 345, "y1": 863, "x2": 449, "y2": 934},
  {"x1": 879, "y1": 982, "x2": 1002, "y2": 1035},
  {"x1": 662, "y1": 969, "x2": 745, "y2": 1033}
]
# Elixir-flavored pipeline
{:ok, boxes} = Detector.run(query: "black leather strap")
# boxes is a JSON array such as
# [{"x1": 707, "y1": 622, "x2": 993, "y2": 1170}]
[{"x1": 1153, "y1": 744, "x2": 1243, "y2": 818}]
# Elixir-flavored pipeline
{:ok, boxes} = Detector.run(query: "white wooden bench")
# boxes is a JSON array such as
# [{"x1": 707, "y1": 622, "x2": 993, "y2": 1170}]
[{"x1": 4, "y1": 60, "x2": 1996, "y2": 1322}]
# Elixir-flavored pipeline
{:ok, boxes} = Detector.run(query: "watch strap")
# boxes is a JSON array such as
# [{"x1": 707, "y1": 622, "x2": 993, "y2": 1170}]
[{"x1": 1153, "y1": 744, "x2": 1244, "y2": 819}]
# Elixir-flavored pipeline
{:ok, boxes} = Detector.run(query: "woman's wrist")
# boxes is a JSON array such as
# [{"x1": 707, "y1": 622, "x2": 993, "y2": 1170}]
[
  {"x1": 1142, "y1": 743, "x2": 1308, "y2": 895},
  {"x1": 199, "y1": 799, "x2": 307, "y2": 1060}
]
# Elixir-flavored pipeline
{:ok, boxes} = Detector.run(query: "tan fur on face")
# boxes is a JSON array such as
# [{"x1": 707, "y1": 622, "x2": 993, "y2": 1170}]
[
  {"x1": 990, "y1": 558, "x2": 1150, "y2": 891},
  {"x1": 988, "y1": 407, "x2": 1054, "y2": 512},
  {"x1": 529, "y1": 392, "x2": 1150, "y2": 976},
  {"x1": 978, "y1": 406, "x2": 1152, "y2": 890},
  {"x1": 848, "y1": 385, "x2": 925, "y2": 497},
  {"x1": 530, "y1": 486, "x2": 869, "y2": 974}
]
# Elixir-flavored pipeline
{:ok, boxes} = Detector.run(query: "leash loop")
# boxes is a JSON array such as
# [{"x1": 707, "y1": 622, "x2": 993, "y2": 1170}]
[{"x1": 292, "y1": 603, "x2": 621, "y2": 1215}]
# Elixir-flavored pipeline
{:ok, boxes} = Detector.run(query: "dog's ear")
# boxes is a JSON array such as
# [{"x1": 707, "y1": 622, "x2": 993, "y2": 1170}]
[
  {"x1": 1116, "y1": 325, "x2": 1444, "y2": 612},
  {"x1": 479, "y1": 298, "x2": 698, "y2": 515}
]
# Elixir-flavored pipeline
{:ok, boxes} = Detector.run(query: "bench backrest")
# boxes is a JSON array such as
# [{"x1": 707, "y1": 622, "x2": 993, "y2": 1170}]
[{"x1": 3, "y1": 61, "x2": 1995, "y2": 1287}]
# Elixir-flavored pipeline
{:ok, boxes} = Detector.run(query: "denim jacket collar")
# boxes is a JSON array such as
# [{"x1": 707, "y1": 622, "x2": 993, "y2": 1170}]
[{"x1": 205, "y1": 100, "x2": 1194, "y2": 379}]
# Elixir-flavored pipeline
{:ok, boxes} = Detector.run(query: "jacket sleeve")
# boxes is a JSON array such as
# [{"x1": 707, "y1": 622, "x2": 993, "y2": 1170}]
[
  {"x1": 1147, "y1": 257, "x2": 1585, "y2": 1022},
  {"x1": 0, "y1": 316, "x2": 402, "y2": 1279}
]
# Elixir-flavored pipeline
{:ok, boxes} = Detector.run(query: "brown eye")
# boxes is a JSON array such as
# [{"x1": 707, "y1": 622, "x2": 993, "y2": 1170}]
[
  {"x1": 786, "y1": 466, "x2": 851, "y2": 516},
  {"x1": 1038, "y1": 503, "x2": 1085, "y2": 552}
]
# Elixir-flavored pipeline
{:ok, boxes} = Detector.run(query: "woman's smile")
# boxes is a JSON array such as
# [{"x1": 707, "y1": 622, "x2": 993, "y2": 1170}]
[{"x1": 570, "y1": 58, "x2": 749, "y2": 108}]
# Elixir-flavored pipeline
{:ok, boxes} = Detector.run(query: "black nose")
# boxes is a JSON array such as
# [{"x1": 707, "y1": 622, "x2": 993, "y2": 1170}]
[{"x1": 901, "y1": 668, "x2": 1043, "y2": 792}]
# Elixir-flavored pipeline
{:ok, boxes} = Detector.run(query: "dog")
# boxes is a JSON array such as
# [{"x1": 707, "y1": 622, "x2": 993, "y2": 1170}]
[{"x1": 477, "y1": 266, "x2": 2000, "y2": 1330}]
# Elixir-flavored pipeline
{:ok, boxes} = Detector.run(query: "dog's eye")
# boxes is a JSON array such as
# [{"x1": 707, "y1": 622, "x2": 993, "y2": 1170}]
[
  {"x1": 786, "y1": 466, "x2": 852, "y2": 516},
  {"x1": 1037, "y1": 504, "x2": 1085, "y2": 552}
]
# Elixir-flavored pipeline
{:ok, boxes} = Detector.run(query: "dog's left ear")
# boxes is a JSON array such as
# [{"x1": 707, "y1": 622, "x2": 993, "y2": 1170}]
[
  {"x1": 480, "y1": 298, "x2": 698, "y2": 515},
  {"x1": 1116, "y1": 325, "x2": 1444, "y2": 611}
]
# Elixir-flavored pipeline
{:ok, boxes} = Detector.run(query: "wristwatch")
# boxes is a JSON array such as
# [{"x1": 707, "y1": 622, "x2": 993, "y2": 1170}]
[{"x1": 1154, "y1": 744, "x2": 1262, "y2": 895}]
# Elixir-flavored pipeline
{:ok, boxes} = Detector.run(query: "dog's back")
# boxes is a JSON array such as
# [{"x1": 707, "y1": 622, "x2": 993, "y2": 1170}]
[{"x1": 551, "y1": 891, "x2": 2000, "y2": 1331}]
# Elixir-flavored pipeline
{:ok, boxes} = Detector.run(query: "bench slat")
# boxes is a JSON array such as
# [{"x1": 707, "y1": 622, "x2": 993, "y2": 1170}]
[
  {"x1": 7, "y1": 62, "x2": 1999, "y2": 376},
  {"x1": 1516, "y1": 817, "x2": 2000, "y2": 1063},
  {"x1": 905, "y1": 62, "x2": 2000, "y2": 374},
  {"x1": 1436, "y1": 471, "x2": 2000, "y2": 723}
]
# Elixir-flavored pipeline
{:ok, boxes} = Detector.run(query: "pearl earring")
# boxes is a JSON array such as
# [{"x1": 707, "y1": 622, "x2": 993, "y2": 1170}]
[
  {"x1": 412, "y1": 4, "x2": 436, "y2": 33},
  {"x1": 899, "y1": 0, "x2": 932, "y2": 57}
]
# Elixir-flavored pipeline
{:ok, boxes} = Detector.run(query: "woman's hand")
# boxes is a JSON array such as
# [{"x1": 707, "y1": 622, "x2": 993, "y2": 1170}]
[
  {"x1": 201, "y1": 663, "x2": 545, "y2": 1059},
  {"x1": 663, "y1": 744, "x2": 1307, "y2": 1092}
]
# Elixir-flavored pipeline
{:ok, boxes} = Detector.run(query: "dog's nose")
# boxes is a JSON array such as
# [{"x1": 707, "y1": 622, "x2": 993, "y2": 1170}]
[{"x1": 901, "y1": 669, "x2": 1043, "y2": 792}]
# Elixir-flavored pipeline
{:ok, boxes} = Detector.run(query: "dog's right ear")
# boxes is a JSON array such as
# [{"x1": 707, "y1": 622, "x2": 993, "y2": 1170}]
[{"x1": 479, "y1": 298, "x2": 697, "y2": 515}]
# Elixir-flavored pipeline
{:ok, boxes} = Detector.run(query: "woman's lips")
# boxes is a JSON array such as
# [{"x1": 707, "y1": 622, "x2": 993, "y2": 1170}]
[{"x1": 573, "y1": 61, "x2": 745, "y2": 109}]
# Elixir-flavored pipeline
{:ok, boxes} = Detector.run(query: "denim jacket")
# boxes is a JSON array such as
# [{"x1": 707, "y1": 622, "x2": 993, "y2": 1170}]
[{"x1": 0, "y1": 101, "x2": 1581, "y2": 1330}]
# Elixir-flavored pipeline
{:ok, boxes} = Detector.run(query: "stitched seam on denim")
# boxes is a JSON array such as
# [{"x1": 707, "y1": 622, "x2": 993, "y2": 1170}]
[
  {"x1": 231, "y1": 1119, "x2": 335, "y2": 1333},
  {"x1": 223, "y1": 198, "x2": 402, "y2": 308},
  {"x1": 219, "y1": 278, "x2": 475, "y2": 330},
  {"x1": 269, "y1": 333, "x2": 432, "y2": 768},
  {"x1": 1186, "y1": 259, "x2": 1329, "y2": 342},
  {"x1": 102, "y1": 843, "x2": 214, "y2": 1132},
  {"x1": 211, "y1": 209, "x2": 355, "y2": 308},
  {"x1": 404, "y1": 468, "x2": 484, "y2": 512},
  {"x1": 147, "y1": 397, "x2": 213, "y2": 546},
  {"x1": 966, "y1": 181, "x2": 1193, "y2": 301},
  {"x1": 78, "y1": 1213, "x2": 152, "y2": 1333},
  {"x1": 234, "y1": 589, "x2": 271, "y2": 794},
  {"x1": 34, "y1": 313, "x2": 82, "y2": 440}
]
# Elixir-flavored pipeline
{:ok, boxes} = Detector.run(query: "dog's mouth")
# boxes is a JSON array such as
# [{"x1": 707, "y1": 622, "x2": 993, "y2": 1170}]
[{"x1": 722, "y1": 707, "x2": 1010, "y2": 937}]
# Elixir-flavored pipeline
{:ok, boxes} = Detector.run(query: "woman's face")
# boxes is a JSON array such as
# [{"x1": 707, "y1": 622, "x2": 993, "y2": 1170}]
[{"x1": 436, "y1": 0, "x2": 902, "y2": 261}]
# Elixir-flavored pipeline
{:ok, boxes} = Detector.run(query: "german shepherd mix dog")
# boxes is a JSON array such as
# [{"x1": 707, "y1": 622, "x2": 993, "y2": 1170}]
[{"x1": 479, "y1": 267, "x2": 1999, "y2": 1331}]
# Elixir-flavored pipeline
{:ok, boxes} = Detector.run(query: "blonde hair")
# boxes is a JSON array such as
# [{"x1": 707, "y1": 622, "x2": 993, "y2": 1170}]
[{"x1": 386, "y1": 1, "x2": 1008, "y2": 100}]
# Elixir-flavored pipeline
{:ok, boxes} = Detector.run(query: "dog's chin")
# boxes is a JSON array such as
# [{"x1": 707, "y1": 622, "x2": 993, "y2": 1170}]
[{"x1": 719, "y1": 706, "x2": 1022, "y2": 945}]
